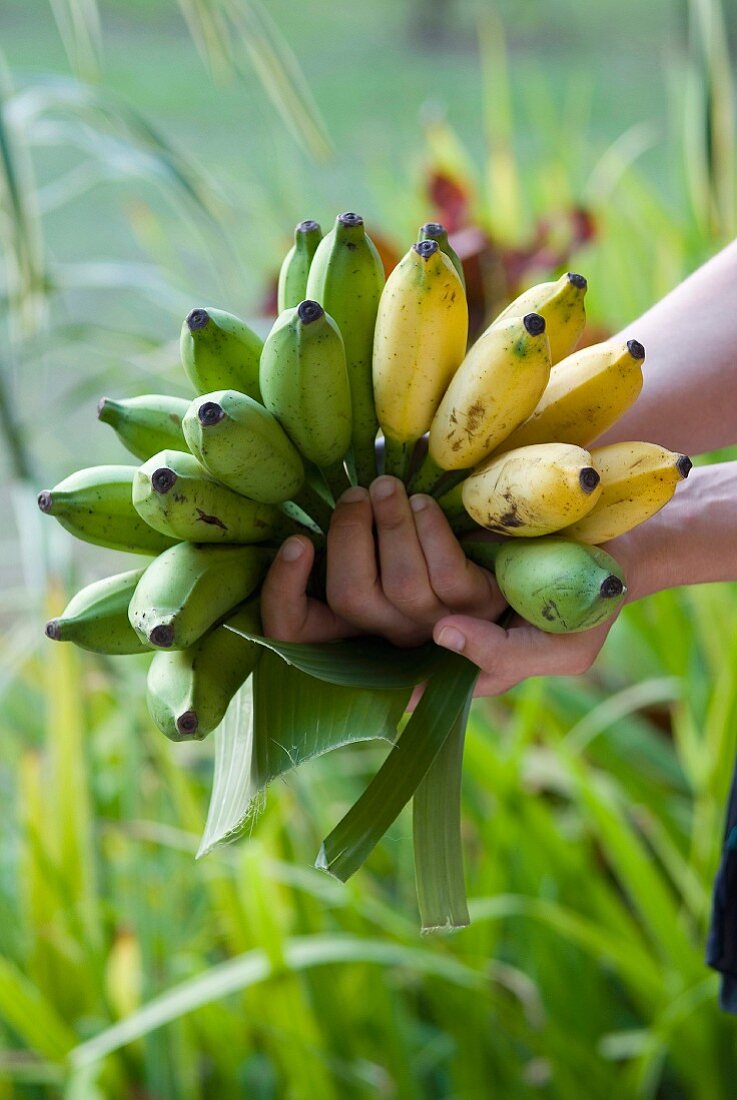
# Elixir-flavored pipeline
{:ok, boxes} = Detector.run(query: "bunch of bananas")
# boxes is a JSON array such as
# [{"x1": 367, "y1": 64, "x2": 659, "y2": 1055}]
[{"x1": 40, "y1": 211, "x2": 690, "y2": 747}]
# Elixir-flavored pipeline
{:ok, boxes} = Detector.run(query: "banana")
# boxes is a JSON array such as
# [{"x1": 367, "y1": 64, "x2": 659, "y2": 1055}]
[
  {"x1": 461, "y1": 443, "x2": 601, "y2": 537},
  {"x1": 561, "y1": 442, "x2": 692, "y2": 544},
  {"x1": 373, "y1": 239, "x2": 468, "y2": 480},
  {"x1": 182, "y1": 390, "x2": 305, "y2": 504},
  {"x1": 128, "y1": 541, "x2": 272, "y2": 650},
  {"x1": 259, "y1": 300, "x2": 352, "y2": 498},
  {"x1": 411, "y1": 312, "x2": 551, "y2": 493},
  {"x1": 97, "y1": 394, "x2": 190, "y2": 461},
  {"x1": 132, "y1": 450, "x2": 295, "y2": 544},
  {"x1": 472, "y1": 536, "x2": 627, "y2": 634},
  {"x1": 417, "y1": 221, "x2": 465, "y2": 288},
  {"x1": 277, "y1": 219, "x2": 323, "y2": 312},
  {"x1": 37, "y1": 466, "x2": 177, "y2": 555},
  {"x1": 180, "y1": 307, "x2": 262, "y2": 400},
  {"x1": 491, "y1": 272, "x2": 588, "y2": 364},
  {"x1": 306, "y1": 212, "x2": 385, "y2": 486},
  {"x1": 45, "y1": 568, "x2": 148, "y2": 654},
  {"x1": 146, "y1": 602, "x2": 262, "y2": 741},
  {"x1": 493, "y1": 338, "x2": 645, "y2": 455}
]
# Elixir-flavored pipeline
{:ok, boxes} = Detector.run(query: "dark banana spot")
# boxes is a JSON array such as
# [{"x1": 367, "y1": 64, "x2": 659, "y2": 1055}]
[
  {"x1": 579, "y1": 467, "x2": 600, "y2": 493},
  {"x1": 150, "y1": 624, "x2": 175, "y2": 648},
  {"x1": 523, "y1": 313, "x2": 546, "y2": 336},
  {"x1": 45, "y1": 620, "x2": 61, "y2": 640},
  {"x1": 677, "y1": 455, "x2": 693, "y2": 479},
  {"x1": 152, "y1": 468, "x2": 177, "y2": 494},
  {"x1": 37, "y1": 491, "x2": 53, "y2": 513},
  {"x1": 627, "y1": 338, "x2": 645, "y2": 360},
  {"x1": 195, "y1": 509, "x2": 227, "y2": 531},
  {"x1": 567, "y1": 272, "x2": 587, "y2": 290},
  {"x1": 414, "y1": 239, "x2": 439, "y2": 259},
  {"x1": 339, "y1": 212, "x2": 363, "y2": 227},
  {"x1": 187, "y1": 308, "x2": 210, "y2": 332},
  {"x1": 499, "y1": 510, "x2": 523, "y2": 528},
  {"x1": 176, "y1": 710, "x2": 199, "y2": 737},
  {"x1": 297, "y1": 219, "x2": 320, "y2": 233},
  {"x1": 541, "y1": 599, "x2": 560, "y2": 622},
  {"x1": 297, "y1": 300, "x2": 324, "y2": 324},
  {"x1": 198, "y1": 402, "x2": 225, "y2": 426},
  {"x1": 600, "y1": 575, "x2": 624, "y2": 599},
  {"x1": 421, "y1": 222, "x2": 445, "y2": 238}
]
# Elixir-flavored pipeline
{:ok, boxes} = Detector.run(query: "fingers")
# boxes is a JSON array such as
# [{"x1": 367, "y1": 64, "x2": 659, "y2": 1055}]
[
  {"x1": 409, "y1": 494, "x2": 506, "y2": 618},
  {"x1": 261, "y1": 535, "x2": 355, "y2": 643},
  {"x1": 327, "y1": 486, "x2": 427, "y2": 646},
  {"x1": 433, "y1": 613, "x2": 613, "y2": 696},
  {"x1": 370, "y1": 477, "x2": 448, "y2": 625}
]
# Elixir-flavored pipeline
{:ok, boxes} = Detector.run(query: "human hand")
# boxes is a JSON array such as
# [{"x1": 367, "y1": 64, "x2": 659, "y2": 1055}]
[{"x1": 261, "y1": 476, "x2": 505, "y2": 646}]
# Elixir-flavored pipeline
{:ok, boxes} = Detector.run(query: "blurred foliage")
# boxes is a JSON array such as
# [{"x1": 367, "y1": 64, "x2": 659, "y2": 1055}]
[{"x1": 1, "y1": 0, "x2": 737, "y2": 1096}]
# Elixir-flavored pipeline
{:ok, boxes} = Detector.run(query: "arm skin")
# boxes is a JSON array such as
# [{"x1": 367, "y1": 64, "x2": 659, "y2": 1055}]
[{"x1": 261, "y1": 242, "x2": 737, "y2": 695}]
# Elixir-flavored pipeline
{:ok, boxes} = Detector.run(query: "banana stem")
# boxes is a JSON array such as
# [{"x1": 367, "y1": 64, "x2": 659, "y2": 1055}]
[
  {"x1": 352, "y1": 437, "x2": 378, "y2": 487},
  {"x1": 320, "y1": 460, "x2": 352, "y2": 501},
  {"x1": 463, "y1": 539, "x2": 504, "y2": 571},
  {"x1": 383, "y1": 436, "x2": 415, "y2": 483},
  {"x1": 435, "y1": 468, "x2": 470, "y2": 498},
  {"x1": 291, "y1": 482, "x2": 334, "y2": 533},
  {"x1": 408, "y1": 452, "x2": 447, "y2": 496},
  {"x1": 436, "y1": 482, "x2": 465, "y2": 522}
]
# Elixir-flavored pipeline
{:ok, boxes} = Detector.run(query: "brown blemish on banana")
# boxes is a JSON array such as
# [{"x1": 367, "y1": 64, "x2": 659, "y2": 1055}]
[{"x1": 195, "y1": 509, "x2": 227, "y2": 531}]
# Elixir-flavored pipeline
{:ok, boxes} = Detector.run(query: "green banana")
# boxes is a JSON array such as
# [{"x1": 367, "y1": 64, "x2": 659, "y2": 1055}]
[
  {"x1": 37, "y1": 466, "x2": 177, "y2": 555},
  {"x1": 259, "y1": 300, "x2": 352, "y2": 498},
  {"x1": 180, "y1": 307, "x2": 263, "y2": 400},
  {"x1": 128, "y1": 541, "x2": 272, "y2": 650},
  {"x1": 132, "y1": 449, "x2": 295, "y2": 544},
  {"x1": 146, "y1": 601, "x2": 262, "y2": 741},
  {"x1": 45, "y1": 568, "x2": 148, "y2": 654},
  {"x1": 182, "y1": 390, "x2": 305, "y2": 504},
  {"x1": 277, "y1": 219, "x2": 323, "y2": 312},
  {"x1": 97, "y1": 394, "x2": 190, "y2": 461},
  {"x1": 466, "y1": 537, "x2": 627, "y2": 634},
  {"x1": 305, "y1": 212, "x2": 385, "y2": 486},
  {"x1": 417, "y1": 221, "x2": 465, "y2": 288}
]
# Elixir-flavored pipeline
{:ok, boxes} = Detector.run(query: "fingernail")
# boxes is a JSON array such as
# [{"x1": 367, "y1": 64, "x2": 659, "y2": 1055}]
[
  {"x1": 370, "y1": 476, "x2": 396, "y2": 502},
  {"x1": 410, "y1": 494, "x2": 430, "y2": 513},
  {"x1": 338, "y1": 486, "x2": 369, "y2": 505},
  {"x1": 280, "y1": 537, "x2": 304, "y2": 562},
  {"x1": 437, "y1": 626, "x2": 466, "y2": 652}
]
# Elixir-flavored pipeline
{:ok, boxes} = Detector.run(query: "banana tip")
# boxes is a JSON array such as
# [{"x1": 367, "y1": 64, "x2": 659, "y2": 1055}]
[
  {"x1": 97, "y1": 396, "x2": 111, "y2": 420},
  {"x1": 600, "y1": 575, "x2": 625, "y2": 599},
  {"x1": 413, "y1": 239, "x2": 439, "y2": 260},
  {"x1": 176, "y1": 710, "x2": 200, "y2": 738},
  {"x1": 297, "y1": 299, "x2": 324, "y2": 324},
  {"x1": 297, "y1": 218, "x2": 320, "y2": 234},
  {"x1": 567, "y1": 272, "x2": 587, "y2": 291},
  {"x1": 150, "y1": 624, "x2": 175, "y2": 648},
  {"x1": 37, "y1": 490, "x2": 53, "y2": 513},
  {"x1": 579, "y1": 467, "x2": 600, "y2": 493},
  {"x1": 420, "y1": 221, "x2": 445, "y2": 238},
  {"x1": 186, "y1": 308, "x2": 210, "y2": 333},
  {"x1": 45, "y1": 620, "x2": 61, "y2": 641},
  {"x1": 198, "y1": 401, "x2": 225, "y2": 427},
  {"x1": 152, "y1": 467, "x2": 177, "y2": 494},
  {"x1": 523, "y1": 312, "x2": 546, "y2": 336},
  {"x1": 677, "y1": 455, "x2": 692, "y2": 479},
  {"x1": 627, "y1": 338, "x2": 645, "y2": 361},
  {"x1": 338, "y1": 211, "x2": 363, "y2": 227}
]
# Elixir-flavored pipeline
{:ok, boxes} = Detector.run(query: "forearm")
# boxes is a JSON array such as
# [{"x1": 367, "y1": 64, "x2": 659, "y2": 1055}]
[
  {"x1": 597, "y1": 239, "x2": 737, "y2": 455},
  {"x1": 610, "y1": 462, "x2": 737, "y2": 602}
]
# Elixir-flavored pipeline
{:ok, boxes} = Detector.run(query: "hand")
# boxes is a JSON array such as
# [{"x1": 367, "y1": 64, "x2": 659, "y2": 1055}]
[{"x1": 261, "y1": 476, "x2": 505, "y2": 645}]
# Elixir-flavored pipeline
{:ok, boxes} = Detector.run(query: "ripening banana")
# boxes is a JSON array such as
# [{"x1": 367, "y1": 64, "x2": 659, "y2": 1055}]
[
  {"x1": 180, "y1": 307, "x2": 262, "y2": 400},
  {"x1": 306, "y1": 212, "x2": 385, "y2": 486},
  {"x1": 259, "y1": 300, "x2": 352, "y2": 498},
  {"x1": 37, "y1": 467, "x2": 176, "y2": 555},
  {"x1": 491, "y1": 271, "x2": 588, "y2": 364},
  {"x1": 465, "y1": 536, "x2": 627, "y2": 633},
  {"x1": 461, "y1": 443, "x2": 602, "y2": 536},
  {"x1": 417, "y1": 222, "x2": 465, "y2": 288},
  {"x1": 132, "y1": 450, "x2": 296, "y2": 544},
  {"x1": 373, "y1": 239, "x2": 468, "y2": 480},
  {"x1": 45, "y1": 568, "x2": 148, "y2": 654},
  {"x1": 560, "y1": 442, "x2": 692, "y2": 544},
  {"x1": 146, "y1": 602, "x2": 262, "y2": 741},
  {"x1": 97, "y1": 394, "x2": 190, "y2": 461},
  {"x1": 128, "y1": 541, "x2": 272, "y2": 650},
  {"x1": 278, "y1": 219, "x2": 323, "y2": 312},
  {"x1": 412, "y1": 313, "x2": 551, "y2": 493},
  {"x1": 494, "y1": 338, "x2": 645, "y2": 455},
  {"x1": 182, "y1": 390, "x2": 305, "y2": 504}
]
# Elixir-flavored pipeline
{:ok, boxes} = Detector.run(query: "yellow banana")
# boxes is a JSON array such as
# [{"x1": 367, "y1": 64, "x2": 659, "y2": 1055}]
[
  {"x1": 372, "y1": 239, "x2": 468, "y2": 479},
  {"x1": 491, "y1": 271, "x2": 588, "y2": 364},
  {"x1": 461, "y1": 443, "x2": 602, "y2": 536},
  {"x1": 412, "y1": 313, "x2": 550, "y2": 492},
  {"x1": 561, "y1": 442, "x2": 692, "y2": 544},
  {"x1": 494, "y1": 338, "x2": 645, "y2": 454}
]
